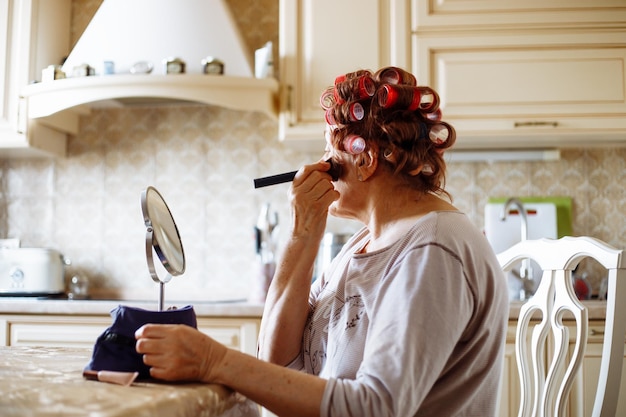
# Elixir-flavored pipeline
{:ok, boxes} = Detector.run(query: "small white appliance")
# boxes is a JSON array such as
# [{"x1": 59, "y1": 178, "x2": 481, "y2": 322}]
[
  {"x1": 484, "y1": 202, "x2": 558, "y2": 252},
  {"x1": 0, "y1": 248, "x2": 66, "y2": 296},
  {"x1": 484, "y1": 202, "x2": 558, "y2": 300}
]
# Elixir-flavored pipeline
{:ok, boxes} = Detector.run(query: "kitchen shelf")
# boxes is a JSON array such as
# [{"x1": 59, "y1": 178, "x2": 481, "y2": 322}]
[{"x1": 20, "y1": 74, "x2": 279, "y2": 135}]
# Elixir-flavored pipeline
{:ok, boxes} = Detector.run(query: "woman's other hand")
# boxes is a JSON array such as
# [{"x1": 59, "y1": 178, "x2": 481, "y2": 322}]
[{"x1": 135, "y1": 323, "x2": 226, "y2": 383}]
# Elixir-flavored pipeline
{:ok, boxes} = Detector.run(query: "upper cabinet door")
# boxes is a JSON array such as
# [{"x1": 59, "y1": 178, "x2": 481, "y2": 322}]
[
  {"x1": 0, "y1": 0, "x2": 70, "y2": 157},
  {"x1": 278, "y1": 0, "x2": 410, "y2": 152},
  {"x1": 413, "y1": 0, "x2": 626, "y2": 30},
  {"x1": 414, "y1": 31, "x2": 626, "y2": 149},
  {"x1": 411, "y1": 0, "x2": 626, "y2": 149},
  {"x1": 1, "y1": 0, "x2": 25, "y2": 141}
]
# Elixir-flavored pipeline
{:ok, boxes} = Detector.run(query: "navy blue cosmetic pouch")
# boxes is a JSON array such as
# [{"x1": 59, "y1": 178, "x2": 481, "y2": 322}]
[{"x1": 85, "y1": 304, "x2": 197, "y2": 379}]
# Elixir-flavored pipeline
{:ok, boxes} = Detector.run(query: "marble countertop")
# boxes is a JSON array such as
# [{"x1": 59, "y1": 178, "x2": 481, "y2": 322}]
[
  {"x1": 0, "y1": 346, "x2": 259, "y2": 417},
  {"x1": 0, "y1": 298, "x2": 265, "y2": 317}
]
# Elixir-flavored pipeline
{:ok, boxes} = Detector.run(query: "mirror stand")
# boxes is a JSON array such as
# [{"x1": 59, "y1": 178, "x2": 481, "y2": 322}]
[{"x1": 141, "y1": 186, "x2": 185, "y2": 311}]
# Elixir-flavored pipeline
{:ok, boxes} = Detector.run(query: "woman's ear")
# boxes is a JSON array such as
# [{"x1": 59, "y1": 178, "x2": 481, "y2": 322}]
[{"x1": 356, "y1": 147, "x2": 378, "y2": 181}]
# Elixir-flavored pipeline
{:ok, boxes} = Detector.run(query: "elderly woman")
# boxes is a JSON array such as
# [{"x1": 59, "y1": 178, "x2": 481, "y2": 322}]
[{"x1": 135, "y1": 66, "x2": 509, "y2": 417}]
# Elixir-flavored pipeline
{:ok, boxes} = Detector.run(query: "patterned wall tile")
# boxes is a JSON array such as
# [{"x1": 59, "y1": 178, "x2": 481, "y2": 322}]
[{"x1": 5, "y1": 101, "x2": 623, "y2": 301}]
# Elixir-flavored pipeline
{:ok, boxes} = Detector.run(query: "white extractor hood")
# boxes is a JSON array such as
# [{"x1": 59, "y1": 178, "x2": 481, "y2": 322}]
[
  {"x1": 62, "y1": 0, "x2": 253, "y2": 77},
  {"x1": 17, "y1": 0, "x2": 278, "y2": 157}
]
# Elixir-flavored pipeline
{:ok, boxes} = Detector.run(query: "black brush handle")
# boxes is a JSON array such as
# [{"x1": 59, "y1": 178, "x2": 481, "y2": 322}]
[
  {"x1": 253, "y1": 171, "x2": 297, "y2": 188},
  {"x1": 253, "y1": 159, "x2": 341, "y2": 189}
]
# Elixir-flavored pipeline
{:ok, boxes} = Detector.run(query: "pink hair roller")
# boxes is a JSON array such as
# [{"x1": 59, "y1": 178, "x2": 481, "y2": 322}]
[
  {"x1": 420, "y1": 87, "x2": 439, "y2": 112},
  {"x1": 349, "y1": 102, "x2": 365, "y2": 121},
  {"x1": 320, "y1": 89, "x2": 335, "y2": 109},
  {"x1": 428, "y1": 124, "x2": 450, "y2": 145},
  {"x1": 425, "y1": 108, "x2": 442, "y2": 122},
  {"x1": 343, "y1": 135, "x2": 366, "y2": 154},
  {"x1": 418, "y1": 87, "x2": 439, "y2": 112},
  {"x1": 325, "y1": 109, "x2": 337, "y2": 126}
]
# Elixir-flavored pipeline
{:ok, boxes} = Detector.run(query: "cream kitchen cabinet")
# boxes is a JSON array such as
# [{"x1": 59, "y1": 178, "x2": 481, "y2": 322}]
[
  {"x1": 569, "y1": 322, "x2": 626, "y2": 417},
  {"x1": 412, "y1": 0, "x2": 626, "y2": 149},
  {"x1": 0, "y1": 314, "x2": 110, "y2": 347},
  {"x1": 498, "y1": 323, "x2": 519, "y2": 417},
  {"x1": 0, "y1": 0, "x2": 70, "y2": 157},
  {"x1": 278, "y1": 0, "x2": 410, "y2": 151},
  {"x1": 499, "y1": 319, "x2": 626, "y2": 417},
  {"x1": 0, "y1": 314, "x2": 261, "y2": 356},
  {"x1": 413, "y1": 0, "x2": 626, "y2": 31}
]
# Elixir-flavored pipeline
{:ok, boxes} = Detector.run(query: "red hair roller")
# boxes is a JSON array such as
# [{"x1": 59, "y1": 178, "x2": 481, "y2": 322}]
[
  {"x1": 334, "y1": 88, "x2": 345, "y2": 105},
  {"x1": 379, "y1": 68, "x2": 417, "y2": 86},
  {"x1": 378, "y1": 85, "x2": 421, "y2": 111},
  {"x1": 357, "y1": 76, "x2": 376, "y2": 99},
  {"x1": 378, "y1": 84, "x2": 398, "y2": 108},
  {"x1": 334, "y1": 74, "x2": 347, "y2": 85}
]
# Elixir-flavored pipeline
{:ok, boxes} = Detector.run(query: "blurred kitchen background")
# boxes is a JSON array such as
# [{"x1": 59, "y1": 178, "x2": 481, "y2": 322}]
[{"x1": 0, "y1": 0, "x2": 624, "y2": 301}]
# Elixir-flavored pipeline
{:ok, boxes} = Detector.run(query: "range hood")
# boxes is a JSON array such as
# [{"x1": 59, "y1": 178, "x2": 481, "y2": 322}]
[
  {"x1": 17, "y1": 0, "x2": 278, "y2": 157},
  {"x1": 62, "y1": 0, "x2": 253, "y2": 77}
]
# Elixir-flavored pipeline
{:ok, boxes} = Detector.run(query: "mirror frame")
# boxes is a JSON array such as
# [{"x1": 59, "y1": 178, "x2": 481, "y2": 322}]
[{"x1": 141, "y1": 186, "x2": 185, "y2": 310}]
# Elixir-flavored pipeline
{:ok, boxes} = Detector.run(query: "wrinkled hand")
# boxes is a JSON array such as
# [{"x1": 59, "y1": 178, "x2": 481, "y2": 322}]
[
  {"x1": 135, "y1": 324, "x2": 227, "y2": 382},
  {"x1": 290, "y1": 160, "x2": 340, "y2": 239}
]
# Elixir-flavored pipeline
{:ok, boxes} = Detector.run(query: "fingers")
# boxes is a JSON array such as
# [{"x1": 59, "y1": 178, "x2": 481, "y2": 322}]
[
  {"x1": 292, "y1": 162, "x2": 339, "y2": 204},
  {"x1": 287, "y1": 162, "x2": 339, "y2": 240},
  {"x1": 135, "y1": 324, "x2": 171, "y2": 352},
  {"x1": 135, "y1": 324, "x2": 192, "y2": 354},
  {"x1": 135, "y1": 324, "x2": 222, "y2": 383},
  {"x1": 135, "y1": 323, "x2": 169, "y2": 339},
  {"x1": 135, "y1": 324, "x2": 188, "y2": 379},
  {"x1": 292, "y1": 161, "x2": 333, "y2": 189}
]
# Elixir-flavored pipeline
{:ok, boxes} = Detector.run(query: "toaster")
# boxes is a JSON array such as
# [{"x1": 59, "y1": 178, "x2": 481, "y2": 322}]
[{"x1": 0, "y1": 248, "x2": 66, "y2": 296}]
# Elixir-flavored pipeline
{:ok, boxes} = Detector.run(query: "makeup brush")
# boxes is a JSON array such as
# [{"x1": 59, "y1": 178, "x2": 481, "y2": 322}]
[{"x1": 254, "y1": 158, "x2": 341, "y2": 188}]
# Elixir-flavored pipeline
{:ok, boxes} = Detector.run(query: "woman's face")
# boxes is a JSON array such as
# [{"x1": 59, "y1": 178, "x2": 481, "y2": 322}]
[{"x1": 323, "y1": 127, "x2": 367, "y2": 220}]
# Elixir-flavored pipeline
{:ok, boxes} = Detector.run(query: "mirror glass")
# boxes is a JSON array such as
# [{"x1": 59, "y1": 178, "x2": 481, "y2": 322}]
[{"x1": 141, "y1": 186, "x2": 185, "y2": 309}]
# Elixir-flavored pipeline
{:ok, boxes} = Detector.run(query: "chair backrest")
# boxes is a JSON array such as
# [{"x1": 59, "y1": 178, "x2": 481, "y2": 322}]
[{"x1": 497, "y1": 236, "x2": 626, "y2": 417}]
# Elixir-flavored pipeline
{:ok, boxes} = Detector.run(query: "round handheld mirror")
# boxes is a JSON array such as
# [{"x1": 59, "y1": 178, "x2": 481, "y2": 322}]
[{"x1": 141, "y1": 186, "x2": 185, "y2": 311}]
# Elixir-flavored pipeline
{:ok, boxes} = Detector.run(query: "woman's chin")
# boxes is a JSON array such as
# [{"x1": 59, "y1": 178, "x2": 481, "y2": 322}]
[
  {"x1": 328, "y1": 203, "x2": 341, "y2": 218},
  {"x1": 328, "y1": 203, "x2": 353, "y2": 220}
]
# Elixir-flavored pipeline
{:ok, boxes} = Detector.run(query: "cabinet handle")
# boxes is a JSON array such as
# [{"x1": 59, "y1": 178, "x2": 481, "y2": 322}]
[
  {"x1": 17, "y1": 97, "x2": 28, "y2": 134},
  {"x1": 287, "y1": 85, "x2": 295, "y2": 127},
  {"x1": 514, "y1": 121, "x2": 559, "y2": 128},
  {"x1": 590, "y1": 329, "x2": 604, "y2": 336}
]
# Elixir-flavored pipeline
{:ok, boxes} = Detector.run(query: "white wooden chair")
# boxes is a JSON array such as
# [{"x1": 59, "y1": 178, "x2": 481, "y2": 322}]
[{"x1": 497, "y1": 236, "x2": 626, "y2": 417}]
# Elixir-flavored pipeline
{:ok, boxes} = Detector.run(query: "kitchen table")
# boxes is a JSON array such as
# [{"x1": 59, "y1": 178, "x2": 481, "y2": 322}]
[{"x1": 0, "y1": 346, "x2": 260, "y2": 417}]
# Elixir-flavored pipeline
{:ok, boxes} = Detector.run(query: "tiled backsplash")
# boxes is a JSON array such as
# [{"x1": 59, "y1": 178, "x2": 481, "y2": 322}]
[
  {"x1": 0, "y1": 104, "x2": 624, "y2": 300},
  {"x1": 0, "y1": 105, "x2": 312, "y2": 301},
  {"x1": 0, "y1": 0, "x2": 622, "y2": 301}
]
